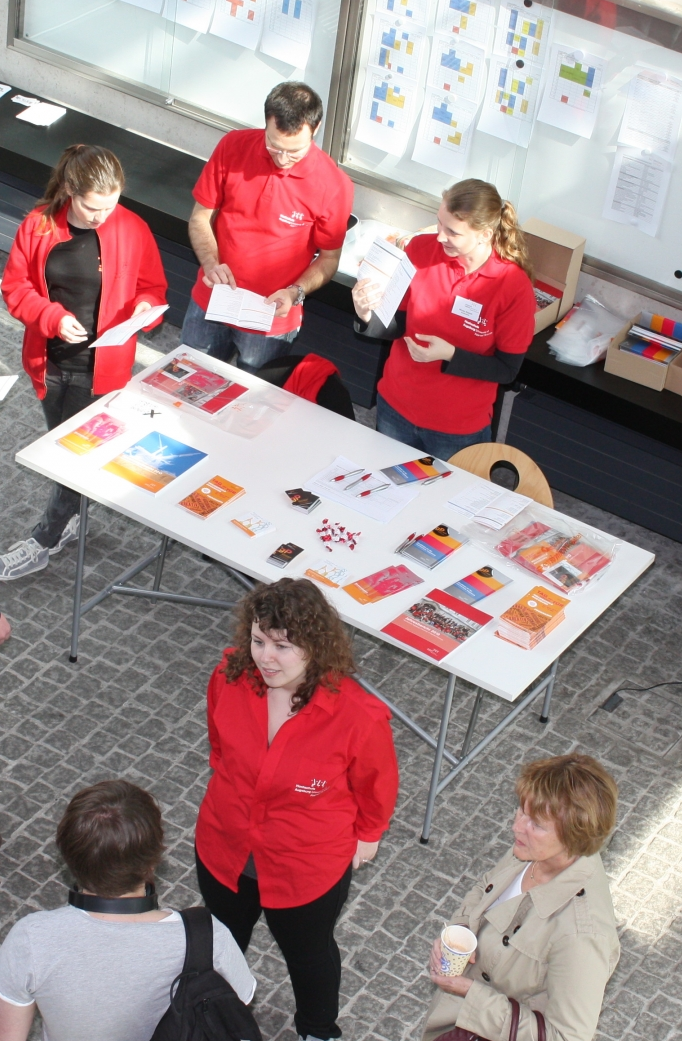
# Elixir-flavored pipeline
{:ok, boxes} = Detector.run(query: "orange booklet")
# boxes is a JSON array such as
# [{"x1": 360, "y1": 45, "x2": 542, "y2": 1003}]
[
  {"x1": 496, "y1": 586, "x2": 569, "y2": 649},
  {"x1": 179, "y1": 476, "x2": 245, "y2": 518}
]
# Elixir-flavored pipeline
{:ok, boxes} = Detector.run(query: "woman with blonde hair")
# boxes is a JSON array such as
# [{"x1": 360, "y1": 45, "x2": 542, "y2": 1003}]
[
  {"x1": 423, "y1": 753, "x2": 620, "y2": 1041},
  {"x1": 353, "y1": 178, "x2": 536, "y2": 459},
  {"x1": 0, "y1": 144, "x2": 167, "y2": 581}
]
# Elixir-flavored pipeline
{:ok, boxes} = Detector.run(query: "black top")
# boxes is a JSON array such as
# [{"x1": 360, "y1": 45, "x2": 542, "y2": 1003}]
[
  {"x1": 45, "y1": 222, "x2": 102, "y2": 373},
  {"x1": 355, "y1": 310, "x2": 526, "y2": 385}
]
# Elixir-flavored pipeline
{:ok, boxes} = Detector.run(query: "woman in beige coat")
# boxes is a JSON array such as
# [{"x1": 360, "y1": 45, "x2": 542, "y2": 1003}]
[{"x1": 423, "y1": 754, "x2": 620, "y2": 1041}]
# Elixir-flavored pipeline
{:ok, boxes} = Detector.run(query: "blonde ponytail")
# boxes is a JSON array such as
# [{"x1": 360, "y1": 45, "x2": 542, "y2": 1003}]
[{"x1": 442, "y1": 179, "x2": 533, "y2": 280}]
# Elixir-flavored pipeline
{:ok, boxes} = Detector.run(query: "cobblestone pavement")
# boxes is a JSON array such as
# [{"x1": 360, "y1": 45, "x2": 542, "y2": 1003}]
[{"x1": 1, "y1": 272, "x2": 682, "y2": 1040}]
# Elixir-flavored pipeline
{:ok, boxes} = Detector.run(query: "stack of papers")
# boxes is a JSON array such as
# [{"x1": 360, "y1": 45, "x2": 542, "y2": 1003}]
[
  {"x1": 16, "y1": 102, "x2": 66, "y2": 126},
  {"x1": 307, "y1": 455, "x2": 419, "y2": 523},
  {"x1": 447, "y1": 481, "x2": 531, "y2": 530},
  {"x1": 206, "y1": 285, "x2": 276, "y2": 333}
]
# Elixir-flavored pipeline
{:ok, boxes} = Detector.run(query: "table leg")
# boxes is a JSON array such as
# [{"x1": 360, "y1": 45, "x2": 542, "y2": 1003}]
[
  {"x1": 68, "y1": 495, "x2": 89, "y2": 664},
  {"x1": 460, "y1": 688, "x2": 484, "y2": 759},
  {"x1": 539, "y1": 659, "x2": 559, "y2": 724},
  {"x1": 152, "y1": 535, "x2": 170, "y2": 591},
  {"x1": 420, "y1": 674, "x2": 457, "y2": 845}
]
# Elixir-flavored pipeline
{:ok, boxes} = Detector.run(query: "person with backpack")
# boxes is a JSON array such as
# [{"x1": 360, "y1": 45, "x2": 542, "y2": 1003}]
[
  {"x1": 194, "y1": 578, "x2": 400, "y2": 1042},
  {"x1": 0, "y1": 780, "x2": 257, "y2": 1041}
]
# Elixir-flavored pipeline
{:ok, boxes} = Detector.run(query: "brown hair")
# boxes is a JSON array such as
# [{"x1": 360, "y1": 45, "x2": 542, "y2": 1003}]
[
  {"x1": 36, "y1": 144, "x2": 124, "y2": 227},
  {"x1": 224, "y1": 578, "x2": 355, "y2": 712},
  {"x1": 56, "y1": 780, "x2": 164, "y2": 896},
  {"x1": 516, "y1": 754, "x2": 618, "y2": 857},
  {"x1": 264, "y1": 82, "x2": 323, "y2": 134},
  {"x1": 442, "y1": 178, "x2": 533, "y2": 279}
]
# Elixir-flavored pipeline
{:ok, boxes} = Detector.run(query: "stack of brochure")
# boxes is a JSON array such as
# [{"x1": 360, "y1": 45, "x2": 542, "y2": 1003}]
[{"x1": 620, "y1": 314, "x2": 682, "y2": 366}]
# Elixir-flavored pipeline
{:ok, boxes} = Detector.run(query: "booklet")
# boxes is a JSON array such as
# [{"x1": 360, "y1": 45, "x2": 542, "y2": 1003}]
[
  {"x1": 357, "y1": 237, "x2": 416, "y2": 327},
  {"x1": 102, "y1": 431, "x2": 207, "y2": 494},
  {"x1": 141, "y1": 352, "x2": 248, "y2": 415},
  {"x1": 205, "y1": 285, "x2": 276, "y2": 333},
  {"x1": 400, "y1": 525, "x2": 468, "y2": 571},
  {"x1": 448, "y1": 481, "x2": 531, "y2": 529},
  {"x1": 58, "y1": 412, "x2": 126, "y2": 455},
  {"x1": 267, "y1": 542, "x2": 304, "y2": 568},
  {"x1": 343, "y1": 564, "x2": 423, "y2": 605},
  {"x1": 178, "y1": 476, "x2": 245, "y2": 518},
  {"x1": 381, "y1": 455, "x2": 450, "y2": 485},
  {"x1": 230, "y1": 512, "x2": 275, "y2": 538},
  {"x1": 304, "y1": 559, "x2": 352, "y2": 589},
  {"x1": 496, "y1": 585, "x2": 569, "y2": 650},
  {"x1": 444, "y1": 565, "x2": 513, "y2": 604},
  {"x1": 382, "y1": 589, "x2": 492, "y2": 662}
]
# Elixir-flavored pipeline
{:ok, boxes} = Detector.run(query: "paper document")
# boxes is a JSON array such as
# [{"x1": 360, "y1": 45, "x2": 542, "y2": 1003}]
[
  {"x1": 426, "y1": 36, "x2": 486, "y2": 102},
  {"x1": 602, "y1": 148, "x2": 672, "y2": 238},
  {"x1": 0, "y1": 375, "x2": 19, "y2": 401},
  {"x1": 91, "y1": 305, "x2": 169, "y2": 347},
  {"x1": 11, "y1": 95, "x2": 39, "y2": 105},
  {"x1": 120, "y1": 0, "x2": 164, "y2": 10},
  {"x1": 448, "y1": 481, "x2": 530, "y2": 527},
  {"x1": 377, "y1": 0, "x2": 430, "y2": 26},
  {"x1": 307, "y1": 455, "x2": 420, "y2": 523},
  {"x1": 477, "y1": 57, "x2": 541, "y2": 148},
  {"x1": 162, "y1": 0, "x2": 216, "y2": 32},
  {"x1": 0, "y1": 85, "x2": 11, "y2": 100},
  {"x1": 259, "y1": 0, "x2": 315, "y2": 69},
  {"x1": 618, "y1": 70, "x2": 682, "y2": 163},
  {"x1": 210, "y1": 0, "x2": 265, "y2": 48},
  {"x1": 16, "y1": 103, "x2": 66, "y2": 127},
  {"x1": 357, "y1": 238, "x2": 416, "y2": 327},
  {"x1": 206, "y1": 285, "x2": 276, "y2": 332},
  {"x1": 369, "y1": 15, "x2": 426, "y2": 82},
  {"x1": 412, "y1": 91, "x2": 477, "y2": 176},
  {"x1": 435, "y1": 0, "x2": 494, "y2": 47},
  {"x1": 537, "y1": 46, "x2": 605, "y2": 139},
  {"x1": 494, "y1": 2, "x2": 552, "y2": 63},
  {"x1": 354, "y1": 67, "x2": 419, "y2": 156}
]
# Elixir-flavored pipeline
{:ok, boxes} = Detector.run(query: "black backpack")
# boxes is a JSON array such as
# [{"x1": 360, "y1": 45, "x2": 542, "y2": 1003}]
[{"x1": 152, "y1": 907, "x2": 262, "y2": 1041}]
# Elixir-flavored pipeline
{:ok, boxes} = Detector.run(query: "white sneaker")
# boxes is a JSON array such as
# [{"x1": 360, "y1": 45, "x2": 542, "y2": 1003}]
[
  {"x1": 0, "y1": 538, "x2": 49, "y2": 580},
  {"x1": 48, "y1": 514, "x2": 82, "y2": 556}
]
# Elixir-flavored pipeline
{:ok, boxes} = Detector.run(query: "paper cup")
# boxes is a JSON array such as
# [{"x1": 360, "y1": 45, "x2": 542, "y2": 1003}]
[{"x1": 440, "y1": 925, "x2": 477, "y2": 977}]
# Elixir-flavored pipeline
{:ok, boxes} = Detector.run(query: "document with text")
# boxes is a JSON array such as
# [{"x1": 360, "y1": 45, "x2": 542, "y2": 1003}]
[
  {"x1": 206, "y1": 285, "x2": 276, "y2": 333},
  {"x1": 357, "y1": 238, "x2": 416, "y2": 327}
]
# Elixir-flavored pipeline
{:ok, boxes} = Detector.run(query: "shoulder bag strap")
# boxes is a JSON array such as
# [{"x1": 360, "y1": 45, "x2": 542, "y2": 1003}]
[
  {"x1": 507, "y1": 999, "x2": 520, "y2": 1041},
  {"x1": 533, "y1": 1010, "x2": 546, "y2": 1041},
  {"x1": 179, "y1": 906, "x2": 215, "y2": 975}
]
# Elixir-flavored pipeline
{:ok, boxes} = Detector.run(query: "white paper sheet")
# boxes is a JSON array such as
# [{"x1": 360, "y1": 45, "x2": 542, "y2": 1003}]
[
  {"x1": 477, "y1": 57, "x2": 541, "y2": 147},
  {"x1": 376, "y1": 0, "x2": 429, "y2": 26},
  {"x1": 426, "y1": 36, "x2": 486, "y2": 103},
  {"x1": 11, "y1": 95, "x2": 39, "y2": 105},
  {"x1": 354, "y1": 66, "x2": 419, "y2": 156},
  {"x1": 210, "y1": 0, "x2": 265, "y2": 48},
  {"x1": 307, "y1": 455, "x2": 420, "y2": 523},
  {"x1": 357, "y1": 237, "x2": 416, "y2": 327},
  {"x1": 0, "y1": 85, "x2": 11, "y2": 100},
  {"x1": 473, "y1": 490, "x2": 531, "y2": 529},
  {"x1": 0, "y1": 375, "x2": 19, "y2": 402},
  {"x1": 537, "y1": 45, "x2": 604, "y2": 139},
  {"x1": 412, "y1": 90, "x2": 477, "y2": 175},
  {"x1": 447, "y1": 480, "x2": 500, "y2": 517},
  {"x1": 205, "y1": 285, "x2": 276, "y2": 332},
  {"x1": 602, "y1": 148, "x2": 672, "y2": 238},
  {"x1": 120, "y1": 0, "x2": 164, "y2": 11},
  {"x1": 91, "y1": 306, "x2": 169, "y2": 347},
  {"x1": 16, "y1": 103, "x2": 66, "y2": 126},
  {"x1": 162, "y1": 0, "x2": 216, "y2": 32},
  {"x1": 494, "y1": 2, "x2": 552, "y2": 64},
  {"x1": 435, "y1": 0, "x2": 495, "y2": 48},
  {"x1": 618, "y1": 69, "x2": 682, "y2": 163},
  {"x1": 259, "y1": 0, "x2": 314, "y2": 68},
  {"x1": 369, "y1": 15, "x2": 426, "y2": 83}
]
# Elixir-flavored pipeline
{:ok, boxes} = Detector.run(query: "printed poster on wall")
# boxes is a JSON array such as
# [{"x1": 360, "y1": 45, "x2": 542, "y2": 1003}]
[
  {"x1": 369, "y1": 15, "x2": 427, "y2": 83},
  {"x1": 412, "y1": 90, "x2": 477, "y2": 174},
  {"x1": 259, "y1": 0, "x2": 315, "y2": 68},
  {"x1": 537, "y1": 45, "x2": 605, "y2": 138},
  {"x1": 426, "y1": 35, "x2": 486, "y2": 103},
  {"x1": 210, "y1": 0, "x2": 265, "y2": 48},
  {"x1": 618, "y1": 69, "x2": 682, "y2": 163},
  {"x1": 477, "y1": 56, "x2": 541, "y2": 147},
  {"x1": 376, "y1": 0, "x2": 430, "y2": 27},
  {"x1": 435, "y1": 0, "x2": 495, "y2": 49},
  {"x1": 162, "y1": 0, "x2": 216, "y2": 33},
  {"x1": 494, "y1": 2, "x2": 553, "y2": 64},
  {"x1": 354, "y1": 67, "x2": 420, "y2": 155}
]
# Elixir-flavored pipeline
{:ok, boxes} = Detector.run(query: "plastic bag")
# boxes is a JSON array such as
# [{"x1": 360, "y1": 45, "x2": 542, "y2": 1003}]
[
  {"x1": 470, "y1": 506, "x2": 619, "y2": 594},
  {"x1": 547, "y1": 296, "x2": 625, "y2": 367},
  {"x1": 217, "y1": 385, "x2": 294, "y2": 439}
]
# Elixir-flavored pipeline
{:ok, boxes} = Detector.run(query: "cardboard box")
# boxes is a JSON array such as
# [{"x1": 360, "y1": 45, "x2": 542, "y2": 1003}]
[
  {"x1": 522, "y1": 218, "x2": 586, "y2": 334},
  {"x1": 604, "y1": 311, "x2": 682, "y2": 392}
]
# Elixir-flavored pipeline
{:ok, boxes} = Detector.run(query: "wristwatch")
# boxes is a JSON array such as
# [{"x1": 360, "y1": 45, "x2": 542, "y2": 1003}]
[{"x1": 287, "y1": 284, "x2": 306, "y2": 306}]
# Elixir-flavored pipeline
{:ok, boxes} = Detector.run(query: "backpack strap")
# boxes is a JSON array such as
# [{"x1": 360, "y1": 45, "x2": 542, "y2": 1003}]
[{"x1": 179, "y1": 907, "x2": 215, "y2": 976}]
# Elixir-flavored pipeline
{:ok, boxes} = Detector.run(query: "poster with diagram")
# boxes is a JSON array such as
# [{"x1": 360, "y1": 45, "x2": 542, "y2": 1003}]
[
  {"x1": 537, "y1": 45, "x2": 604, "y2": 137},
  {"x1": 355, "y1": 67, "x2": 420, "y2": 155},
  {"x1": 494, "y1": 2, "x2": 552, "y2": 63},
  {"x1": 412, "y1": 90, "x2": 477, "y2": 173},
  {"x1": 376, "y1": 0, "x2": 429, "y2": 27},
  {"x1": 210, "y1": 0, "x2": 265, "y2": 48},
  {"x1": 162, "y1": 0, "x2": 216, "y2": 33},
  {"x1": 435, "y1": 0, "x2": 495, "y2": 48},
  {"x1": 426, "y1": 35, "x2": 486, "y2": 103},
  {"x1": 477, "y1": 56, "x2": 541, "y2": 146},
  {"x1": 259, "y1": 0, "x2": 315, "y2": 66},
  {"x1": 369, "y1": 15, "x2": 426, "y2": 81}
]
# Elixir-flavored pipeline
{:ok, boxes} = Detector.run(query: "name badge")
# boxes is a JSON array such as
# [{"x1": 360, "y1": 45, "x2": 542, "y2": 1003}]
[{"x1": 452, "y1": 296, "x2": 483, "y2": 322}]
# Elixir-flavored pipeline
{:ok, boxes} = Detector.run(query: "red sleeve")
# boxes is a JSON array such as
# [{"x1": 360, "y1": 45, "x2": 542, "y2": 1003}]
[
  {"x1": 312, "y1": 164, "x2": 354, "y2": 252},
  {"x1": 348, "y1": 716, "x2": 399, "y2": 842},
  {"x1": 492, "y1": 268, "x2": 537, "y2": 355},
  {"x1": 131, "y1": 218, "x2": 168, "y2": 324},
  {"x1": 193, "y1": 134, "x2": 232, "y2": 211},
  {"x1": 206, "y1": 660, "x2": 227, "y2": 770},
  {"x1": 1, "y1": 216, "x2": 69, "y2": 337}
]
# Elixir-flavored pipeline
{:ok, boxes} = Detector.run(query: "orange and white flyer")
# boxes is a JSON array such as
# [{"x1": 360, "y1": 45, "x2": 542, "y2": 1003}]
[{"x1": 179, "y1": 476, "x2": 245, "y2": 518}]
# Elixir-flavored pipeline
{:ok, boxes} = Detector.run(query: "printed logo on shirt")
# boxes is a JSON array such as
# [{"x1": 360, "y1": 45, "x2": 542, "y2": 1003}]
[
  {"x1": 279, "y1": 211, "x2": 307, "y2": 227},
  {"x1": 294, "y1": 776, "x2": 329, "y2": 796},
  {"x1": 462, "y1": 316, "x2": 492, "y2": 337}
]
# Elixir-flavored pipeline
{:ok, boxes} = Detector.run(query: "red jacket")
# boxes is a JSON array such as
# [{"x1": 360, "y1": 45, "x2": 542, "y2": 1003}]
[
  {"x1": 195, "y1": 652, "x2": 399, "y2": 908},
  {"x1": 2, "y1": 202, "x2": 167, "y2": 398}
]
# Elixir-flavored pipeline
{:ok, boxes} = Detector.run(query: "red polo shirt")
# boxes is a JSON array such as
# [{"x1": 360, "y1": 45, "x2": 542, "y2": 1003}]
[
  {"x1": 191, "y1": 129, "x2": 353, "y2": 336},
  {"x1": 194, "y1": 652, "x2": 399, "y2": 908},
  {"x1": 378, "y1": 236, "x2": 536, "y2": 434}
]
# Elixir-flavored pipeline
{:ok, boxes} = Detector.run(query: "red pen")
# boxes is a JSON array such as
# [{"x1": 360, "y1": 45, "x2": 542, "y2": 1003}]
[
  {"x1": 356, "y1": 483, "x2": 391, "y2": 498},
  {"x1": 422, "y1": 471, "x2": 453, "y2": 485},
  {"x1": 395, "y1": 532, "x2": 417, "y2": 553},
  {"x1": 345, "y1": 472, "x2": 372, "y2": 490},
  {"x1": 333, "y1": 468, "x2": 364, "y2": 482}
]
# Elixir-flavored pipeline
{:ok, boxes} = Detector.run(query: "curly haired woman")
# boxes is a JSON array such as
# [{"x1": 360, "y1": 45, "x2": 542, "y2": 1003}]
[{"x1": 194, "y1": 578, "x2": 399, "y2": 1042}]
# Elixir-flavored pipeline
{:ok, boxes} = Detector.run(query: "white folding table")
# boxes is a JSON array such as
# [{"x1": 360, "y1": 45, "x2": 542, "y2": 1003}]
[{"x1": 15, "y1": 348, "x2": 655, "y2": 841}]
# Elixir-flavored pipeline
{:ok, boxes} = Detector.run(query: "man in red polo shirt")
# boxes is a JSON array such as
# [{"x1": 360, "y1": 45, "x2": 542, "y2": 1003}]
[{"x1": 182, "y1": 82, "x2": 354, "y2": 372}]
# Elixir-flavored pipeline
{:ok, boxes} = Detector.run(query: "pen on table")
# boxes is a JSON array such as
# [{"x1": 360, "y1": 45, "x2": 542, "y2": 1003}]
[
  {"x1": 395, "y1": 532, "x2": 417, "y2": 554},
  {"x1": 422, "y1": 471, "x2": 453, "y2": 486},
  {"x1": 333, "y1": 468, "x2": 364, "y2": 482},
  {"x1": 345, "y1": 472, "x2": 372, "y2": 490},
  {"x1": 356, "y1": 483, "x2": 391, "y2": 498}
]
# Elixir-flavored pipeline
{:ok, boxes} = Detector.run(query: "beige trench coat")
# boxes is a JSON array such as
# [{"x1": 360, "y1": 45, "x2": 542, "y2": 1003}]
[{"x1": 422, "y1": 847, "x2": 619, "y2": 1041}]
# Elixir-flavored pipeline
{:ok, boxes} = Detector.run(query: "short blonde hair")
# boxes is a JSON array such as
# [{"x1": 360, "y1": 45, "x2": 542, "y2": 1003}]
[{"x1": 516, "y1": 754, "x2": 618, "y2": 857}]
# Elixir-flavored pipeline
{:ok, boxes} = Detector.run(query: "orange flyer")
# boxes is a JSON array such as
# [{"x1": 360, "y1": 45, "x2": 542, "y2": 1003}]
[
  {"x1": 179, "y1": 476, "x2": 245, "y2": 518},
  {"x1": 499, "y1": 586, "x2": 569, "y2": 634}
]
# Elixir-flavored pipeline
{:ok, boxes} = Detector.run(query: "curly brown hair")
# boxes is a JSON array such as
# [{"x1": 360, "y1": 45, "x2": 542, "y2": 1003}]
[{"x1": 224, "y1": 578, "x2": 356, "y2": 711}]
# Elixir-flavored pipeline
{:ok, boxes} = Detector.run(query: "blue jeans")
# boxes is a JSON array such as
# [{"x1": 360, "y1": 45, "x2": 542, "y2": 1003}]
[
  {"x1": 376, "y1": 394, "x2": 491, "y2": 461},
  {"x1": 181, "y1": 297, "x2": 299, "y2": 374}
]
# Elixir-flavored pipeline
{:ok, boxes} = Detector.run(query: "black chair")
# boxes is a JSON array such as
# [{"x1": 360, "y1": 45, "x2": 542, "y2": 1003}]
[{"x1": 255, "y1": 354, "x2": 355, "y2": 421}]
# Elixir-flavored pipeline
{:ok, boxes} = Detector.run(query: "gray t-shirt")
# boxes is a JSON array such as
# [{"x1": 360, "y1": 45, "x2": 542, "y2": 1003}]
[{"x1": 0, "y1": 906, "x2": 256, "y2": 1041}]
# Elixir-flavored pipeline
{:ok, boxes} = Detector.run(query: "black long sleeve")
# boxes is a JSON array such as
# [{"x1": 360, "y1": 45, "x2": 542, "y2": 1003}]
[
  {"x1": 441, "y1": 347, "x2": 526, "y2": 384},
  {"x1": 354, "y1": 310, "x2": 407, "y2": 341}
]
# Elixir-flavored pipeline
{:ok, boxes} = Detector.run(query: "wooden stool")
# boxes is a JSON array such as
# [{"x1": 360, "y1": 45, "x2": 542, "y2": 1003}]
[{"x1": 448, "y1": 443, "x2": 554, "y2": 508}]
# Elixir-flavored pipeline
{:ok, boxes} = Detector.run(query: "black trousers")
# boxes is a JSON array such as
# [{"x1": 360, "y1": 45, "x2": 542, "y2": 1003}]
[{"x1": 196, "y1": 851, "x2": 352, "y2": 1040}]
